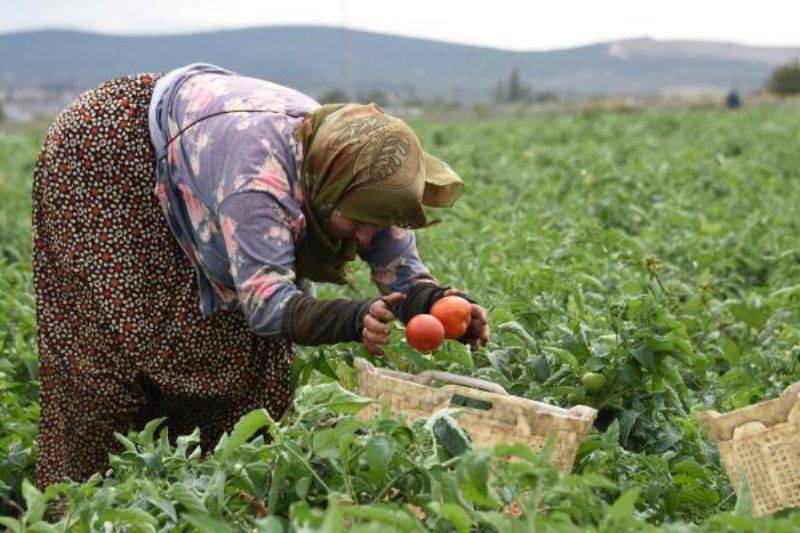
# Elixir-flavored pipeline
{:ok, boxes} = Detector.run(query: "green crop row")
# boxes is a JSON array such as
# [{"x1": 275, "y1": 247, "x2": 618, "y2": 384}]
[{"x1": 2, "y1": 101, "x2": 800, "y2": 530}]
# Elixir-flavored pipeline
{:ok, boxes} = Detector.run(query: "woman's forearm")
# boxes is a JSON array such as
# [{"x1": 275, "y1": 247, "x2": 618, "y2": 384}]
[{"x1": 280, "y1": 294, "x2": 377, "y2": 345}]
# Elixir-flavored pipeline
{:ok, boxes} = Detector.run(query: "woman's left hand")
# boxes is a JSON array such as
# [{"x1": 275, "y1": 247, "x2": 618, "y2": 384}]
[{"x1": 443, "y1": 288, "x2": 490, "y2": 350}]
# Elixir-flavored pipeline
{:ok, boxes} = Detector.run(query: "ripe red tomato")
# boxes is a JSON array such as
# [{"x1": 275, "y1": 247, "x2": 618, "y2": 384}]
[
  {"x1": 430, "y1": 295, "x2": 472, "y2": 339},
  {"x1": 406, "y1": 314, "x2": 445, "y2": 352}
]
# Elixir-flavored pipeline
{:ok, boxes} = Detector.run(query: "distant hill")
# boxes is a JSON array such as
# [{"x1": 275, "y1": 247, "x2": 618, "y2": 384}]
[{"x1": 1, "y1": 27, "x2": 799, "y2": 100}]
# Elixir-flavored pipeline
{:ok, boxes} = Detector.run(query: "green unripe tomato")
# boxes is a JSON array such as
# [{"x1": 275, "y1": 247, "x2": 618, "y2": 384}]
[
  {"x1": 566, "y1": 392, "x2": 578, "y2": 404},
  {"x1": 581, "y1": 372, "x2": 606, "y2": 393}
]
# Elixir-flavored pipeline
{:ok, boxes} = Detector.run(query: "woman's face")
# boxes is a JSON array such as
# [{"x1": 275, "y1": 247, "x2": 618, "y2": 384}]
[{"x1": 328, "y1": 212, "x2": 384, "y2": 250}]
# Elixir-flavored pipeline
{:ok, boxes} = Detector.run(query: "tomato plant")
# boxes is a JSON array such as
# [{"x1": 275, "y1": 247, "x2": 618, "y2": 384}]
[{"x1": 4, "y1": 101, "x2": 800, "y2": 530}]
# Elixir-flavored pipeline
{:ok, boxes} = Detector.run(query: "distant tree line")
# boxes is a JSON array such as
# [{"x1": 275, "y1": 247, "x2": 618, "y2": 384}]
[
  {"x1": 768, "y1": 60, "x2": 800, "y2": 95},
  {"x1": 316, "y1": 69, "x2": 560, "y2": 107},
  {"x1": 493, "y1": 69, "x2": 558, "y2": 104},
  {"x1": 493, "y1": 69, "x2": 530, "y2": 103}
]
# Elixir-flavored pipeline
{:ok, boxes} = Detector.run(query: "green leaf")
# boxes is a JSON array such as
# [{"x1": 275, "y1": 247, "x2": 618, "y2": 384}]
[
  {"x1": 312, "y1": 419, "x2": 359, "y2": 461},
  {"x1": 183, "y1": 514, "x2": 237, "y2": 533},
  {"x1": 579, "y1": 472, "x2": 618, "y2": 490},
  {"x1": 148, "y1": 495, "x2": 178, "y2": 522},
  {"x1": 631, "y1": 345, "x2": 654, "y2": 369},
  {"x1": 363, "y1": 435, "x2": 395, "y2": 484},
  {"x1": 319, "y1": 494, "x2": 347, "y2": 533},
  {"x1": 295, "y1": 382, "x2": 374, "y2": 415},
  {"x1": 311, "y1": 355, "x2": 340, "y2": 381},
  {"x1": 216, "y1": 409, "x2": 276, "y2": 461},
  {"x1": 457, "y1": 450, "x2": 500, "y2": 508},
  {"x1": 99, "y1": 508, "x2": 159, "y2": 526},
  {"x1": 608, "y1": 488, "x2": 640, "y2": 520},
  {"x1": 21, "y1": 478, "x2": 45, "y2": 523},
  {"x1": 254, "y1": 516, "x2": 285, "y2": 533},
  {"x1": 176, "y1": 428, "x2": 201, "y2": 458},
  {"x1": 618, "y1": 409, "x2": 641, "y2": 447},
  {"x1": 543, "y1": 346, "x2": 579, "y2": 368},
  {"x1": 671, "y1": 460, "x2": 705, "y2": 478},
  {"x1": 438, "y1": 341, "x2": 475, "y2": 369},
  {"x1": 434, "y1": 503, "x2": 472, "y2": 533},
  {"x1": 474, "y1": 511, "x2": 519, "y2": 533},
  {"x1": 475, "y1": 369, "x2": 513, "y2": 393},
  {"x1": 115, "y1": 432, "x2": 139, "y2": 453},
  {"x1": 562, "y1": 333, "x2": 591, "y2": 359},
  {"x1": 295, "y1": 476, "x2": 312, "y2": 499},
  {"x1": 734, "y1": 476, "x2": 753, "y2": 517},
  {"x1": 432, "y1": 415, "x2": 472, "y2": 457},
  {"x1": 0, "y1": 517, "x2": 22, "y2": 532},
  {"x1": 527, "y1": 355, "x2": 551, "y2": 382},
  {"x1": 26, "y1": 523, "x2": 60, "y2": 533},
  {"x1": 168, "y1": 484, "x2": 206, "y2": 515},
  {"x1": 269, "y1": 458, "x2": 290, "y2": 514},
  {"x1": 729, "y1": 302, "x2": 771, "y2": 330},
  {"x1": 497, "y1": 321, "x2": 536, "y2": 347},
  {"x1": 140, "y1": 417, "x2": 168, "y2": 444},
  {"x1": 344, "y1": 504, "x2": 420, "y2": 530}
]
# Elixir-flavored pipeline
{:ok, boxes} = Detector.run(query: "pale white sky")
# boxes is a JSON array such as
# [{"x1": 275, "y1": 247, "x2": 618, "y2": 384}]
[{"x1": 2, "y1": 0, "x2": 799, "y2": 50}]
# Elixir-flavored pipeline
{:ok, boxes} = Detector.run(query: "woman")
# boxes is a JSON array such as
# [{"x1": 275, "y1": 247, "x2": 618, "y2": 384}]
[{"x1": 31, "y1": 63, "x2": 489, "y2": 489}]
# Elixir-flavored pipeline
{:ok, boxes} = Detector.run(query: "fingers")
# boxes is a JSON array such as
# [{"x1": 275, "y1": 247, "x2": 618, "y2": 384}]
[
  {"x1": 363, "y1": 297, "x2": 401, "y2": 356},
  {"x1": 383, "y1": 291, "x2": 406, "y2": 306},
  {"x1": 369, "y1": 301, "x2": 395, "y2": 323},
  {"x1": 362, "y1": 327, "x2": 387, "y2": 355},
  {"x1": 369, "y1": 292, "x2": 405, "y2": 322},
  {"x1": 478, "y1": 321, "x2": 491, "y2": 347},
  {"x1": 471, "y1": 304, "x2": 488, "y2": 325},
  {"x1": 461, "y1": 304, "x2": 490, "y2": 350},
  {"x1": 441, "y1": 289, "x2": 489, "y2": 350},
  {"x1": 363, "y1": 292, "x2": 491, "y2": 355},
  {"x1": 364, "y1": 314, "x2": 390, "y2": 336}
]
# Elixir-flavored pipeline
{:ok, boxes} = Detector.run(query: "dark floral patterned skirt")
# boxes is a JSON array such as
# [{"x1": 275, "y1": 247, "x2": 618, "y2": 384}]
[{"x1": 31, "y1": 73, "x2": 293, "y2": 489}]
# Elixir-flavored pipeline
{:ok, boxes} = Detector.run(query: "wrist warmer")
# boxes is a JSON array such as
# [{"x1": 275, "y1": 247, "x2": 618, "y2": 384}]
[
  {"x1": 396, "y1": 284, "x2": 448, "y2": 324},
  {"x1": 396, "y1": 284, "x2": 478, "y2": 324},
  {"x1": 280, "y1": 294, "x2": 377, "y2": 346}
]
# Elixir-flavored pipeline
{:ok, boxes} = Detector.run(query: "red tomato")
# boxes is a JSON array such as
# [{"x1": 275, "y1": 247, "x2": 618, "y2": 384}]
[
  {"x1": 430, "y1": 295, "x2": 472, "y2": 339},
  {"x1": 406, "y1": 314, "x2": 445, "y2": 352}
]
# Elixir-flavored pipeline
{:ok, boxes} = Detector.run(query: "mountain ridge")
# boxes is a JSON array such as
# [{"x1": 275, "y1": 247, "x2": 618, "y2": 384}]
[{"x1": 1, "y1": 26, "x2": 798, "y2": 100}]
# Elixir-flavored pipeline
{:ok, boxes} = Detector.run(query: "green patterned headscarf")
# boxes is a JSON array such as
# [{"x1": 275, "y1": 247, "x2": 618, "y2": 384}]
[{"x1": 293, "y1": 103, "x2": 464, "y2": 285}]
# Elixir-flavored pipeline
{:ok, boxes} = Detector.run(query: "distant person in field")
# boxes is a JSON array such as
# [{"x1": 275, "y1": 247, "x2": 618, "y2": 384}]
[
  {"x1": 31, "y1": 63, "x2": 490, "y2": 488},
  {"x1": 725, "y1": 90, "x2": 741, "y2": 109}
]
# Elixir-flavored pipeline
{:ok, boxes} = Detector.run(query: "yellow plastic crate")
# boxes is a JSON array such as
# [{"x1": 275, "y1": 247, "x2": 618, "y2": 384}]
[
  {"x1": 354, "y1": 358, "x2": 597, "y2": 473},
  {"x1": 699, "y1": 382, "x2": 800, "y2": 516}
]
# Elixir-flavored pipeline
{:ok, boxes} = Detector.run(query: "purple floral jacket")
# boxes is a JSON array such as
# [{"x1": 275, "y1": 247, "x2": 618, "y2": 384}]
[{"x1": 148, "y1": 64, "x2": 435, "y2": 336}]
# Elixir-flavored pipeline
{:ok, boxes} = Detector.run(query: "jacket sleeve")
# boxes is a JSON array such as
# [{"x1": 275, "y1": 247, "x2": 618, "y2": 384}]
[
  {"x1": 218, "y1": 190, "x2": 303, "y2": 336},
  {"x1": 359, "y1": 226, "x2": 437, "y2": 295},
  {"x1": 218, "y1": 190, "x2": 377, "y2": 345}
]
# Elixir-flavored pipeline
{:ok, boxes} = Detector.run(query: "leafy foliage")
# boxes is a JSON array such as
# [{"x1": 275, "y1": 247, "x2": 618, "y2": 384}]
[
  {"x1": 3, "y1": 101, "x2": 800, "y2": 530},
  {"x1": 768, "y1": 60, "x2": 800, "y2": 95}
]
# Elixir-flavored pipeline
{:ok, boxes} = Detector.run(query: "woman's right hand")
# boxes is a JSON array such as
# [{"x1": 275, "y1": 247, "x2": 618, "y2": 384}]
[{"x1": 362, "y1": 292, "x2": 405, "y2": 355}]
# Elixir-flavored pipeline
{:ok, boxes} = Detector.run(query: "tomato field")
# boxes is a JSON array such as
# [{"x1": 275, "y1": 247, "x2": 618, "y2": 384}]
[{"x1": 2, "y1": 101, "x2": 800, "y2": 531}]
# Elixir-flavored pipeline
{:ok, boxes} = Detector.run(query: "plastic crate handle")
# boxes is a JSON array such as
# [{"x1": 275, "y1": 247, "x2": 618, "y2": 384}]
[
  {"x1": 353, "y1": 357, "x2": 508, "y2": 395},
  {"x1": 412, "y1": 370, "x2": 508, "y2": 395}
]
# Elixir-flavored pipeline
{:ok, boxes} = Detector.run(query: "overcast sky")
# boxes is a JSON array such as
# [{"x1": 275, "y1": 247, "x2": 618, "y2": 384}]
[{"x1": 2, "y1": 0, "x2": 799, "y2": 50}]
